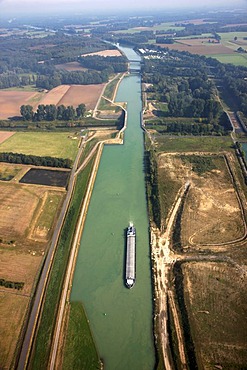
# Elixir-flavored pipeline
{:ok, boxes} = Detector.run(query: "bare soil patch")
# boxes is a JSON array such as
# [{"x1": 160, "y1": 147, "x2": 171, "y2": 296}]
[
  {"x1": 0, "y1": 91, "x2": 41, "y2": 119},
  {"x1": 81, "y1": 49, "x2": 122, "y2": 57},
  {"x1": 182, "y1": 261, "x2": 247, "y2": 368},
  {"x1": 0, "y1": 131, "x2": 15, "y2": 144},
  {"x1": 38, "y1": 85, "x2": 70, "y2": 107},
  {"x1": 59, "y1": 84, "x2": 106, "y2": 110},
  {"x1": 158, "y1": 154, "x2": 245, "y2": 245}
]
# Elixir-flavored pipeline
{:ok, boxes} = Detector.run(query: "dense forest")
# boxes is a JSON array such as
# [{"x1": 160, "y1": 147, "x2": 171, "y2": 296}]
[
  {"x1": 0, "y1": 34, "x2": 124, "y2": 89},
  {"x1": 142, "y1": 47, "x2": 247, "y2": 119},
  {"x1": 78, "y1": 55, "x2": 128, "y2": 73},
  {"x1": 142, "y1": 48, "x2": 241, "y2": 134}
]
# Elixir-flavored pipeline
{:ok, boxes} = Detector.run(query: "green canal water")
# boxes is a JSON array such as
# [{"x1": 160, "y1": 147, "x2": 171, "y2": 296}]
[{"x1": 71, "y1": 47, "x2": 155, "y2": 370}]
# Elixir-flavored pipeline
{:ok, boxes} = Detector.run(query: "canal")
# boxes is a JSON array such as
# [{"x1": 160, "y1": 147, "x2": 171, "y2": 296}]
[{"x1": 71, "y1": 46, "x2": 155, "y2": 370}]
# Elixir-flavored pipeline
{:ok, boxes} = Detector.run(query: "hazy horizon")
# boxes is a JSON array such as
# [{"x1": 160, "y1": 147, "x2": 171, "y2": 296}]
[{"x1": 0, "y1": 0, "x2": 247, "y2": 16}]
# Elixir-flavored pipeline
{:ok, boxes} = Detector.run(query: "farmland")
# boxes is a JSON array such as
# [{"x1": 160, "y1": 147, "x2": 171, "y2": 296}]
[
  {"x1": 0, "y1": 91, "x2": 42, "y2": 119},
  {"x1": 0, "y1": 178, "x2": 65, "y2": 368},
  {"x1": 58, "y1": 84, "x2": 106, "y2": 110},
  {"x1": 0, "y1": 132, "x2": 79, "y2": 160},
  {"x1": 0, "y1": 83, "x2": 106, "y2": 120}
]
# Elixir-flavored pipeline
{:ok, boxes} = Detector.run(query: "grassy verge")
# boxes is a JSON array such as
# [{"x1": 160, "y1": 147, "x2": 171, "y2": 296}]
[
  {"x1": 77, "y1": 138, "x2": 98, "y2": 168},
  {"x1": 62, "y1": 302, "x2": 101, "y2": 370},
  {"x1": 155, "y1": 135, "x2": 233, "y2": 153},
  {"x1": 36, "y1": 193, "x2": 64, "y2": 230},
  {"x1": 29, "y1": 155, "x2": 96, "y2": 369},
  {"x1": 103, "y1": 75, "x2": 122, "y2": 101}
]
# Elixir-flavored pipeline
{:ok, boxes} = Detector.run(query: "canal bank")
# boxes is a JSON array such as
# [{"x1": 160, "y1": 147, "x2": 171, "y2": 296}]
[{"x1": 70, "y1": 47, "x2": 156, "y2": 369}]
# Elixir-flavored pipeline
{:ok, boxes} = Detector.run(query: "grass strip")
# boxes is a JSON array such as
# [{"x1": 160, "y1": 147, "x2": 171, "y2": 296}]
[
  {"x1": 62, "y1": 302, "x2": 101, "y2": 370},
  {"x1": 29, "y1": 156, "x2": 96, "y2": 369}
]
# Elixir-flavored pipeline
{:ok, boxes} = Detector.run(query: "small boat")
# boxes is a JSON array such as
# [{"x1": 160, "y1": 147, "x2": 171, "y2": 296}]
[{"x1": 125, "y1": 222, "x2": 136, "y2": 289}]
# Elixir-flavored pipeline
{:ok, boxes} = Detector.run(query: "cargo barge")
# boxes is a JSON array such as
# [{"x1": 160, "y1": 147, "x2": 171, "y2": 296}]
[{"x1": 125, "y1": 222, "x2": 136, "y2": 289}]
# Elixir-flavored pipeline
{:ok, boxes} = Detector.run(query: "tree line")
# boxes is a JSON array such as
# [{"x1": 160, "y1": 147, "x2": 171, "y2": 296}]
[
  {"x1": 0, "y1": 278, "x2": 24, "y2": 291},
  {"x1": 0, "y1": 152, "x2": 72, "y2": 168},
  {"x1": 78, "y1": 55, "x2": 128, "y2": 73},
  {"x1": 20, "y1": 103, "x2": 86, "y2": 121}
]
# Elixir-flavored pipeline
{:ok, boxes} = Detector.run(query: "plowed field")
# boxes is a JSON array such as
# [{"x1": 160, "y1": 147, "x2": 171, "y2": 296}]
[
  {"x1": 58, "y1": 84, "x2": 106, "y2": 110},
  {"x1": 0, "y1": 91, "x2": 40, "y2": 119}
]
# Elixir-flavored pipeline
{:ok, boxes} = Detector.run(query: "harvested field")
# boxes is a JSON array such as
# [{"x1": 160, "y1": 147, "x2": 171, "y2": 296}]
[
  {"x1": 38, "y1": 85, "x2": 70, "y2": 106},
  {"x1": 157, "y1": 42, "x2": 235, "y2": 55},
  {"x1": 0, "y1": 293, "x2": 29, "y2": 370},
  {"x1": 81, "y1": 49, "x2": 122, "y2": 57},
  {"x1": 0, "y1": 91, "x2": 41, "y2": 119},
  {"x1": 55, "y1": 62, "x2": 88, "y2": 71},
  {"x1": 158, "y1": 154, "x2": 245, "y2": 245},
  {"x1": 176, "y1": 38, "x2": 220, "y2": 46},
  {"x1": 181, "y1": 261, "x2": 247, "y2": 368},
  {"x1": 0, "y1": 249, "x2": 44, "y2": 369},
  {"x1": 59, "y1": 84, "x2": 106, "y2": 110},
  {"x1": 0, "y1": 131, "x2": 15, "y2": 144},
  {"x1": 0, "y1": 181, "x2": 64, "y2": 241}
]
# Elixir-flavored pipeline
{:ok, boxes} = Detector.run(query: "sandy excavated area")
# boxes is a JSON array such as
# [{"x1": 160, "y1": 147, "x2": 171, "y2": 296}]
[
  {"x1": 0, "y1": 91, "x2": 40, "y2": 119},
  {"x1": 59, "y1": 84, "x2": 106, "y2": 110},
  {"x1": 0, "y1": 131, "x2": 15, "y2": 143},
  {"x1": 157, "y1": 43, "x2": 235, "y2": 55},
  {"x1": 182, "y1": 262, "x2": 247, "y2": 368},
  {"x1": 159, "y1": 153, "x2": 245, "y2": 246},
  {"x1": 81, "y1": 49, "x2": 122, "y2": 57}
]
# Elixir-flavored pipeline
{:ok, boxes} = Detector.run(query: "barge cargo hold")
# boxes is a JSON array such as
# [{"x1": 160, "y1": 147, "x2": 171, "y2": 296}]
[{"x1": 125, "y1": 222, "x2": 136, "y2": 289}]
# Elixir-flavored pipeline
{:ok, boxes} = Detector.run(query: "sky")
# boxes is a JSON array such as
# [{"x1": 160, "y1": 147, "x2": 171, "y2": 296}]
[{"x1": 0, "y1": 0, "x2": 247, "y2": 15}]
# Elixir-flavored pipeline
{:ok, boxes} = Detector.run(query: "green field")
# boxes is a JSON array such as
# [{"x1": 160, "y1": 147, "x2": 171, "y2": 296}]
[
  {"x1": 206, "y1": 53, "x2": 247, "y2": 66},
  {"x1": 155, "y1": 135, "x2": 234, "y2": 153},
  {"x1": 0, "y1": 132, "x2": 79, "y2": 160},
  {"x1": 219, "y1": 31, "x2": 247, "y2": 42}
]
